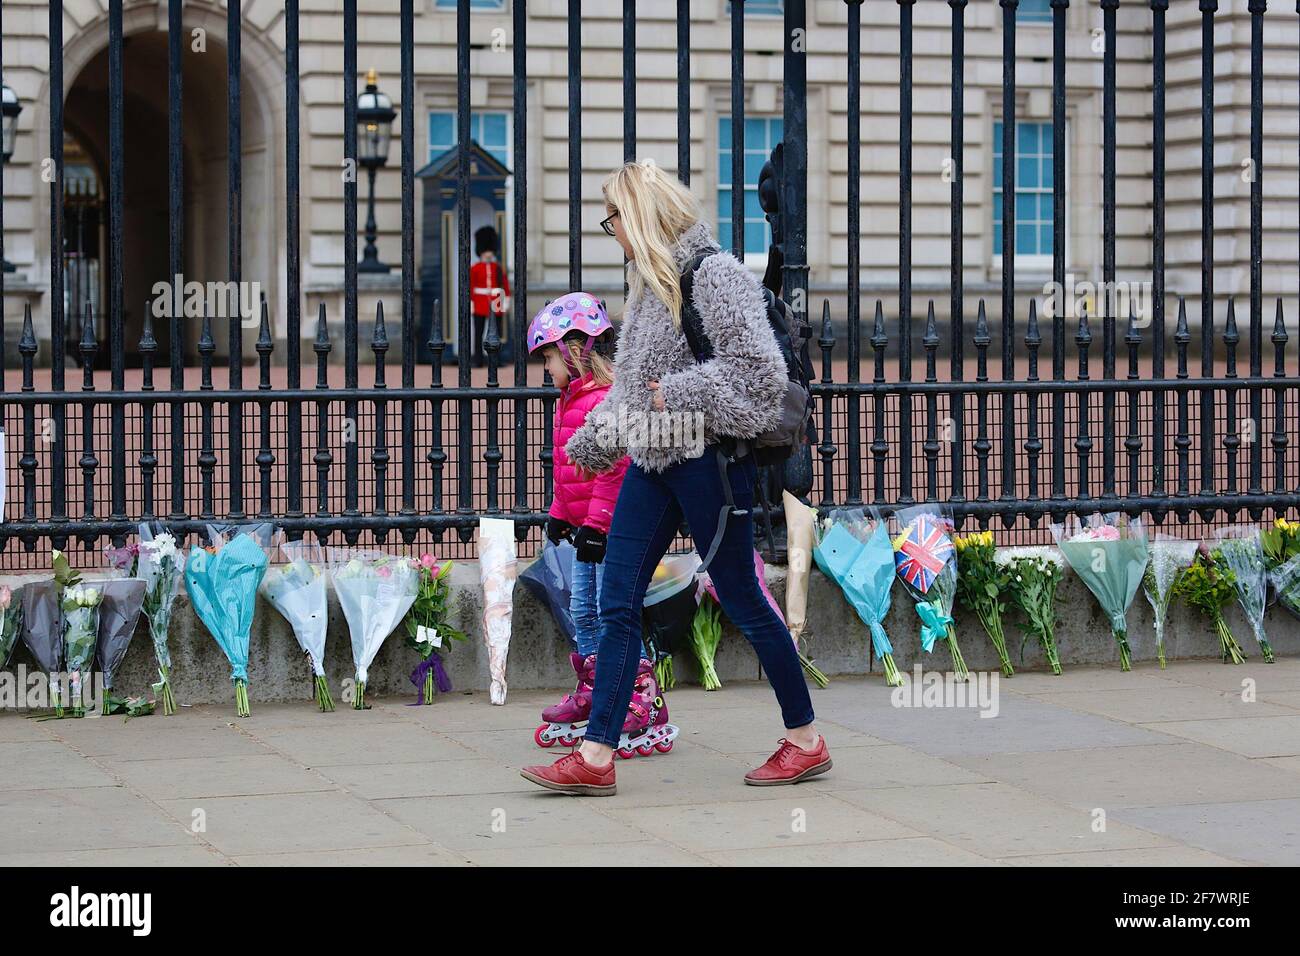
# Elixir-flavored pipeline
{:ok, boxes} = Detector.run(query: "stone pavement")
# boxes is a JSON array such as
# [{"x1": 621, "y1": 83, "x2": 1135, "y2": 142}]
[{"x1": 2, "y1": 658, "x2": 1299, "y2": 867}]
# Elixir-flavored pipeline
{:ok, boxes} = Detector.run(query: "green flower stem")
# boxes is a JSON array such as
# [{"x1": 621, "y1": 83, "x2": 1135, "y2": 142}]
[
  {"x1": 158, "y1": 665, "x2": 177, "y2": 716},
  {"x1": 315, "y1": 675, "x2": 335, "y2": 712},
  {"x1": 976, "y1": 602, "x2": 1015, "y2": 677},
  {"x1": 881, "y1": 652, "x2": 903, "y2": 687},
  {"x1": 234, "y1": 678, "x2": 250, "y2": 718},
  {"x1": 799, "y1": 653, "x2": 829, "y2": 688},
  {"x1": 1215, "y1": 616, "x2": 1246, "y2": 665},
  {"x1": 1112, "y1": 629, "x2": 1132, "y2": 672},
  {"x1": 1260, "y1": 639, "x2": 1275, "y2": 664},
  {"x1": 354, "y1": 680, "x2": 367, "y2": 710},
  {"x1": 945, "y1": 626, "x2": 969, "y2": 681}
]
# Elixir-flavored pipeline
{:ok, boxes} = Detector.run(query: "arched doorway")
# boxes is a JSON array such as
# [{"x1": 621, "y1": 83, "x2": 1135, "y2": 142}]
[{"x1": 60, "y1": 26, "x2": 278, "y2": 366}]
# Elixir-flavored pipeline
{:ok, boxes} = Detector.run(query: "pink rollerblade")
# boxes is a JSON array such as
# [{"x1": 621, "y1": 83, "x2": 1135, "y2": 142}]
[
  {"x1": 535, "y1": 653, "x2": 596, "y2": 747},
  {"x1": 613, "y1": 659, "x2": 679, "y2": 760}
]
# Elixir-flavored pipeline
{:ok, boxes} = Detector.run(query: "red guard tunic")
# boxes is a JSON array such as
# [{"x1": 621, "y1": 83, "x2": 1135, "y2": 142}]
[{"x1": 470, "y1": 260, "x2": 510, "y2": 317}]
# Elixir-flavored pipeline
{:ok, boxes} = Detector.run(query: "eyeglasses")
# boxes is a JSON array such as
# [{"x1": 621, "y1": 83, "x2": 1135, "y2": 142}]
[{"x1": 599, "y1": 210, "x2": 619, "y2": 237}]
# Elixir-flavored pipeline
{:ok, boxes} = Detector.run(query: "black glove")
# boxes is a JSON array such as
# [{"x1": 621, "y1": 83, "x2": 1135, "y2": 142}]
[
  {"x1": 573, "y1": 526, "x2": 608, "y2": 564},
  {"x1": 546, "y1": 516, "x2": 576, "y2": 546}
]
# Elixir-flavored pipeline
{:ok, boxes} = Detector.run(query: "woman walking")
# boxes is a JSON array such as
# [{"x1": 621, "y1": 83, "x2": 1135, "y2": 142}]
[{"x1": 520, "y1": 161, "x2": 829, "y2": 796}]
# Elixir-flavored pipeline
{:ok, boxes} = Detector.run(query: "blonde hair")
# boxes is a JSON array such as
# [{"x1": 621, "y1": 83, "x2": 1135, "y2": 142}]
[
  {"x1": 552, "y1": 335, "x2": 615, "y2": 387},
  {"x1": 602, "y1": 161, "x2": 704, "y2": 331}
]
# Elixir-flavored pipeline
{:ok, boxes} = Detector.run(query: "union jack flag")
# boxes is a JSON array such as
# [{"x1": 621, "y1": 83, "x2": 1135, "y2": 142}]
[{"x1": 893, "y1": 514, "x2": 954, "y2": 594}]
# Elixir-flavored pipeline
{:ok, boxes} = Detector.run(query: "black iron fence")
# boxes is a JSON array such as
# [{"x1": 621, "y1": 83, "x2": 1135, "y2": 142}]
[{"x1": 2, "y1": 0, "x2": 1300, "y2": 570}]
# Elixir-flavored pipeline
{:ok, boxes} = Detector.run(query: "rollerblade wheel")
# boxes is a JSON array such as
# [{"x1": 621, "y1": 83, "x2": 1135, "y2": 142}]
[
  {"x1": 534, "y1": 726, "x2": 555, "y2": 748},
  {"x1": 636, "y1": 743, "x2": 655, "y2": 757},
  {"x1": 560, "y1": 734, "x2": 578, "y2": 747},
  {"x1": 616, "y1": 747, "x2": 635, "y2": 760},
  {"x1": 654, "y1": 740, "x2": 674, "y2": 753}
]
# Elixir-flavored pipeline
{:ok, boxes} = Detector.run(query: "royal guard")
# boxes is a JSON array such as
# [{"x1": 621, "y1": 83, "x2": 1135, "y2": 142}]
[{"x1": 469, "y1": 225, "x2": 511, "y2": 367}]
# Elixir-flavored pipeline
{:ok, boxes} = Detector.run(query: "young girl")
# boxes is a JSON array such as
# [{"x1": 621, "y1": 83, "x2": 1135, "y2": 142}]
[{"x1": 528, "y1": 294, "x2": 630, "y2": 739}]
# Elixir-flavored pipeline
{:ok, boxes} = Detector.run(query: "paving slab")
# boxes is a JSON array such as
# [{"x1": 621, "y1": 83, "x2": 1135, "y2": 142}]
[
  {"x1": 949, "y1": 743, "x2": 1300, "y2": 809},
  {"x1": 601, "y1": 792, "x2": 923, "y2": 853},
  {"x1": 379, "y1": 791, "x2": 652, "y2": 852},
  {"x1": 1114, "y1": 798, "x2": 1300, "y2": 866},
  {"x1": 828, "y1": 783, "x2": 1172, "y2": 859},
  {"x1": 156, "y1": 790, "x2": 421, "y2": 857},
  {"x1": 0, "y1": 741, "x2": 121, "y2": 791},
  {"x1": 1135, "y1": 715, "x2": 1300, "y2": 758},
  {"x1": 317, "y1": 756, "x2": 535, "y2": 799},
  {"x1": 0, "y1": 786, "x2": 191, "y2": 855},
  {"x1": 464, "y1": 840, "x2": 710, "y2": 867},
  {"x1": 0, "y1": 845, "x2": 230, "y2": 866},
  {"x1": 1026, "y1": 684, "x2": 1295, "y2": 724},
  {"x1": 232, "y1": 845, "x2": 473, "y2": 867},
  {"x1": 1004, "y1": 845, "x2": 1245, "y2": 867},
  {"x1": 700, "y1": 837, "x2": 1001, "y2": 866},
  {"x1": 825, "y1": 693, "x2": 1170, "y2": 756},
  {"x1": 252, "y1": 720, "x2": 476, "y2": 768},
  {"x1": 110, "y1": 753, "x2": 338, "y2": 800}
]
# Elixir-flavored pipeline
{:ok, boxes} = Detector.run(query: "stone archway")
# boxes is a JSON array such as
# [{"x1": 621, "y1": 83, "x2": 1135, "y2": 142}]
[{"x1": 34, "y1": 6, "x2": 285, "y2": 365}]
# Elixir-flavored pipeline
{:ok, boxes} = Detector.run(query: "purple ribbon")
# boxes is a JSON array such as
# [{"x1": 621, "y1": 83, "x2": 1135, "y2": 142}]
[{"x1": 408, "y1": 653, "x2": 453, "y2": 705}]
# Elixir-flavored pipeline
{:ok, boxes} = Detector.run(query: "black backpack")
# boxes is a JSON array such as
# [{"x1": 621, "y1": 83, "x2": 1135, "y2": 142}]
[{"x1": 679, "y1": 252, "x2": 815, "y2": 468}]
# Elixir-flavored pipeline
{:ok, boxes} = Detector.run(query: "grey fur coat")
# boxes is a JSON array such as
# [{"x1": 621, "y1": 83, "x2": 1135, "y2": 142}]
[{"x1": 563, "y1": 220, "x2": 787, "y2": 475}]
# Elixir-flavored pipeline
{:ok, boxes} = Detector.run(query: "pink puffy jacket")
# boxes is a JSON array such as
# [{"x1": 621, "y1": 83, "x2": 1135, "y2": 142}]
[{"x1": 549, "y1": 372, "x2": 629, "y2": 533}]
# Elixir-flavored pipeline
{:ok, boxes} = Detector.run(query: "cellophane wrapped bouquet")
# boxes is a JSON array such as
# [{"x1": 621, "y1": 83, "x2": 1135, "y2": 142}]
[
  {"x1": 1143, "y1": 535, "x2": 1199, "y2": 669},
  {"x1": 184, "y1": 524, "x2": 272, "y2": 717},
  {"x1": 329, "y1": 549, "x2": 419, "y2": 710},
  {"x1": 813, "y1": 507, "x2": 900, "y2": 686},
  {"x1": 260, "y1": 534, "x2": 333, "y2": 711},
  {"x1": 61, "y1": 582, "x2": 103, "y2": 717},
  {"x1": 0, "y1": 585, "x2": 22, "y2": 671},
  {"x1": 1213, "y1": 527, "x2": 1273, "y2": 664},
  {"x1": 136, "y1": 524, "x2": 186, "y2": 715},
  {"x1": 892, "y1": 505, "x2": 967, "y2": 680},
  {"x1": 1053, "y1": 513, "x2": 1149, "y2": 671}
]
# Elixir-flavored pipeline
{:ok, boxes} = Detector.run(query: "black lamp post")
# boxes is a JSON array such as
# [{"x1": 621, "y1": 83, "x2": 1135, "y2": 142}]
[
  {"x1": 357, "y1": 69, "x2": 395, "y2": 273},
  {"x1": 2, "y1": 82, "x2": 21, "y2": 273}
]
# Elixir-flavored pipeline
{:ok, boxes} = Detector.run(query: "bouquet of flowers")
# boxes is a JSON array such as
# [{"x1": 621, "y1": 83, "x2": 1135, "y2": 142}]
[
  {"x1": 21, "y1": 577, "x2": 64, "y2": 716},
  {"x1": 61, "y1": 583, "x2": 103, "y2": 717},
  {"x1": 518, "y1": 540, "x2": 576, "y2": 644},
  {"x1": 1270, "y1": 550, "x2": 1300, "y2": 621},
  {"x1": 956, "y1": 530, "x2": 1014, "y2": 678},
  {"x1": 892, "y1": 505, "x2": 967, "y2": 680},
  {"x1": 1053, "y1": 513, "x2": 1149, "y2": 671},
  {"x1": 329, "y1": 548, "x2": 419, "y2": 710},
  {"x1": 1002, "y1": 550, "x2": 1065, "y2": 675},
  {"x1": 95, "y1": 578, "x2": 147, "y2": 715},
  {"x1": 1175, "y1": 548, "x2": 1245, "y2": 664},
  {"x1": 1143, "y1": 535, "x2": 1199, "y2": 669},
  {"x1": 689, "y1": 586, "x2": 724, "y2": 691},
  {"x1": 1213, "y1": 527, "x2": 1274, "y2": 664},
  {"x1": 1261, "y1": 517, "x2": 1300, "y2": 570},
  {"x1": 404, "y1": 555, "x2": 467, "y2": 705},
  {"x1": 782, "y1": 491, "x2": 824, "y2": 684},
  {"x1": 813, "y1": 507, "x2": 901, "y2": 686},
  {"x1": 0, "y1": 585, "x2": 22, "y2": 670},
  {"x1": 185, "y1": 524, "x2": 272, "y2": 716},
  {"x1": 136, "y1": 524, "x2": 186, "y2": 715},
  {"x1": 478, "y1": 517, "x2": 518, "y2": 705},
  {"x1": 642, "y1": 553, "x2": 702, "y2": 692},
  {"x1": 261, "y1": 534, "x2": 334, "y2": 711}
]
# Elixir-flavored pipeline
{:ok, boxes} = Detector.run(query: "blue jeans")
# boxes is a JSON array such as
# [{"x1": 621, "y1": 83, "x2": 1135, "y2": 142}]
[
  {"x1": 585, "y1": 445, "x2": 815, "y2": 747},
  {"x1": 570, "y1": 557, "x2": 605, "y2": 658}
]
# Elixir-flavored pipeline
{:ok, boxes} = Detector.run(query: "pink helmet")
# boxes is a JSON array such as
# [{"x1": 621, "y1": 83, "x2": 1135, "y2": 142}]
[{"x1": 527, "y1": 292, "x2": 610, "y2": 354}]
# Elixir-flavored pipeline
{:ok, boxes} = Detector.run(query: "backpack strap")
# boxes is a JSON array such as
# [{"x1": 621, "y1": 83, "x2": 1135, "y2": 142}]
[{"x1": 679, "y1": 252, "x2": 712, "y2": 364}]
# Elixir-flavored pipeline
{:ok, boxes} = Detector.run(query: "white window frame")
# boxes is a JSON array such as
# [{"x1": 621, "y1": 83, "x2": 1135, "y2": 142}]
[
  {"x1": 717, "y1": 114, "x2": 783, "y2": 270},
  {"x1": 990, "y1": 118, "x2": 1068, "y2": 276}
]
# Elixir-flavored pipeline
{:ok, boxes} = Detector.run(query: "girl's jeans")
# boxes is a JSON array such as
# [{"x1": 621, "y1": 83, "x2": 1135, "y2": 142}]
[
  {"x1": 570, "y1": 557, "x2": 605, "y2": 658},
  {"x1": 584, "y1": 445, "x2": 815, "y2": 747}
]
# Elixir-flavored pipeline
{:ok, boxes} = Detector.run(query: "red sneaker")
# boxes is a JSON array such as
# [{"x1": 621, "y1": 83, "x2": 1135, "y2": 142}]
[
  {"x1": 744, "y1": 736, "x2": 832, "y2": 786},
  {"x1": 520, "y1": 751, "x2": 617, "y2": 796}
]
